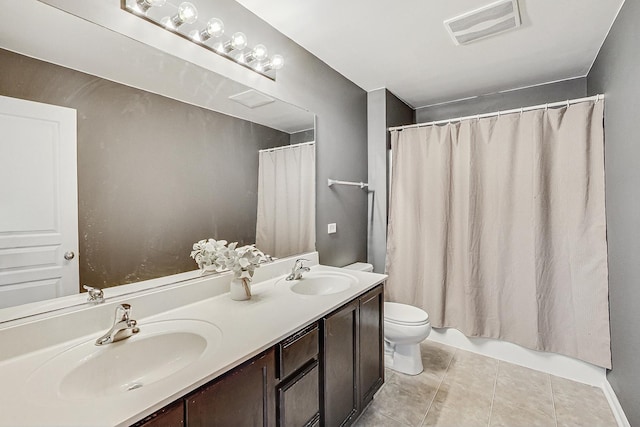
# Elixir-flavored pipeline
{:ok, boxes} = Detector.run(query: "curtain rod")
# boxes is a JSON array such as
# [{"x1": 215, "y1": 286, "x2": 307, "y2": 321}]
[
  {"x1": 388, "y1": 94, "x2": 604, "y2": 132},
  {"x1": 259, "y1": 141, "x2": 315, "y2": 153}
]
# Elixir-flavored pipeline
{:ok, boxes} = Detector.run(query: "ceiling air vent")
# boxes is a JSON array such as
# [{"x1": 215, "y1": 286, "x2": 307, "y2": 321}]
[
  {"x1": 444, "y1": 0, "x2": 521, "y2": 45},
  {"x1": 229, "y1": 89, "x2": 275, "y2": 109}
]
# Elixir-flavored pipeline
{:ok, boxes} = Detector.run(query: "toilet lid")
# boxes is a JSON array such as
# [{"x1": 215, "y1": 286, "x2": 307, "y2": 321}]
[{"x1": 384, "y1": 302, "x2": 429, "y2": 325}]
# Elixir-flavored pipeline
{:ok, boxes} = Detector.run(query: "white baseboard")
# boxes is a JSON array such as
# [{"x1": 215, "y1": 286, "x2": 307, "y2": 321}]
[
  {"x1": 602, "y1": 380, "x2": 632, "y2": 427},
  {"x1": 427, "y1": 328, "x2": 630, "y2": 427},
  {"x1": 427, "y1": 327, "x2": 606, "y2": 385}
]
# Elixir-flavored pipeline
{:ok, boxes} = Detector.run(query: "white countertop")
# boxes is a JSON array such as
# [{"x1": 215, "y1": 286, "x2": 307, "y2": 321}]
[{"x1": 0, "y1": 256, "x2": 386, "y2": 427}]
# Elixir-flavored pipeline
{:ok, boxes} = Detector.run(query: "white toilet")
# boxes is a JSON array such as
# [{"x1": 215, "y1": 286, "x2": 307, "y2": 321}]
[
  {"x1": 383, "y1": 302, "x2": 431, "y2": 375},
  {"x1": 343, "y1": 263, "x2": 431, "y2": 376}
]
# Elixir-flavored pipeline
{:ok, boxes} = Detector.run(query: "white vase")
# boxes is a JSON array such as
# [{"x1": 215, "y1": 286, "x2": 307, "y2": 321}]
[{"x1": 230, "y1": 277, "x2": 251, "y2": 301}]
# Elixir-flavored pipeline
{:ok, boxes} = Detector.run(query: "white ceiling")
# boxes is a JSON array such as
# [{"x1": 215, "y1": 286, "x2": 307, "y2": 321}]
[{"x1": 235, "y1": 0, "x2": 625, "y2": 108}]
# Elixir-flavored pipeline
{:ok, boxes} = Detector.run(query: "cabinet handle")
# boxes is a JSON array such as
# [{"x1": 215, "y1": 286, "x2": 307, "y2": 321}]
[{"x1": 64, "y1": 251, "x2": 75, "y2": 260}]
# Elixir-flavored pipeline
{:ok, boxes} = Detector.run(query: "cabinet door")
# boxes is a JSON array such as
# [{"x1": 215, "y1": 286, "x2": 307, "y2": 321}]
[
  {"x1": 321, "y1": 300, "x2": 359, "y2": 427},
  {"x1": 186, "y1": 349, "x2": 275, "y2": 427},
  {"x1": 277, "y1": 361, "x2": 319, "y2": 427},
  {"x1": 359, "y1": 284, "x2": 384, "y2": 409}
]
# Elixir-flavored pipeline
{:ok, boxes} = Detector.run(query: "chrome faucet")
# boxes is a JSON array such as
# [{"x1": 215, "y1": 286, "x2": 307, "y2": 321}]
[
  {"x1": 95, "y1": 304, "x2": 140, "y2": 346},
  {"x1": 83, "y1": 284, "x2": 104, "y2": 304},
  {"x1": 286, "y1": 258, "x2": 311, "y2": 281}
]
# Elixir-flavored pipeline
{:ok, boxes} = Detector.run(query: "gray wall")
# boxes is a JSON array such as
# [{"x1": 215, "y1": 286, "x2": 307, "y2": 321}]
[
  {"x1": 367, "y1": 89, "x2": 413, "y2": 273},
  {"x1": 184, "y1": 1, "x2": 369, "y2": 268},
  {"x1": 587, "y1": 0, "x2": 640, "y2": 423},
  {"x1": 290, "y1": 129, "x2": 315, "y2": 145},
  {"x1": 415, "y1": 78, "x2": 587, "y2": 123},
  {"x1": 0, "y1": 48, "x2": 289, "y2": 287}
]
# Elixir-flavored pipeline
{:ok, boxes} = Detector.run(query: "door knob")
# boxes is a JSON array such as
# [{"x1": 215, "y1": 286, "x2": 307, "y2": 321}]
[{"x1": 64, "y1": 251, "x2": 75, "y2": 260}]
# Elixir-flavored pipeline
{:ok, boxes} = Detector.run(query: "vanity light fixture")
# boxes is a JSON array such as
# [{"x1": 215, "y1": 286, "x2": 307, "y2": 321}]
[
  {"x1": 122, "y1": 0, "x2": 284, "y2": 80},
  {"x1": 135, "y1": 0, "x2": 166, "y2": 13}
]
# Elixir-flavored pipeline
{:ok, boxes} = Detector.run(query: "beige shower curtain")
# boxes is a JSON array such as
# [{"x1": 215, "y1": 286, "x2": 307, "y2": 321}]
[
  {"x1": 256, "y1": 142, "x2": 315, "y2": 258},
  {"x1": 386, "y1": 101, "x2": 611, "y2": 368}
]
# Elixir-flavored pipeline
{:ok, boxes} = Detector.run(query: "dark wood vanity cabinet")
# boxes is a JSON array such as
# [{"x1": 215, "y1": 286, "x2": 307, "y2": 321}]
[
  {"x1": 358, "y1": 285, "x2": 385, "y2": 408},
  {"x1": 186, "y1": 349, "x2": 276, "y2": 427},
  {"x1": 321, "y1": 284, "x2": 384, "y2": 427},
  {"x1": 131, "y1": 283, "x2": 383, "y2": 427},
  {"x1": 276, "y1": 323, "x2": 321, "y2": 427},
  {"x1": 134, "y1": 400, "x2": 185, "y2": 427},
  {"x1": 321, "y1": 299, "x2": 359, "y2": 426},
  {"x1": 277, "y1": 362, "x2": 320, "y2": 427}
]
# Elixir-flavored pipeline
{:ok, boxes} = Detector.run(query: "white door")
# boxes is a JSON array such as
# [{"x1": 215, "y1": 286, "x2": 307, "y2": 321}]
[{"x1": 0, "y1": 95, "x2": 79, "y2": 309}]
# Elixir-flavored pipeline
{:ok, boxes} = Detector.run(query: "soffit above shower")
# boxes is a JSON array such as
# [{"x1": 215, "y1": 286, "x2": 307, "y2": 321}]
[{"x1": 235, "y1": 0, "x2": 625, "y2": 108}]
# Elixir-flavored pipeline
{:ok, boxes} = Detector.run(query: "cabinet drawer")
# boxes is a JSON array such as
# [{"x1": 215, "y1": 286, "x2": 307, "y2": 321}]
[
  {"x1": 277, "y1": 361, "x2": 319, "y2": 427},
  {"x1": 278, "y1": 322, "x2": 318, "y2": 380}
]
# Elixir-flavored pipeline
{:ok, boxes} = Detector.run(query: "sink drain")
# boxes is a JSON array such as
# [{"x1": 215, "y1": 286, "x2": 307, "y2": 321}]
[{"x1": 127, "y1": 382, "x2": 143, "y2": 391}]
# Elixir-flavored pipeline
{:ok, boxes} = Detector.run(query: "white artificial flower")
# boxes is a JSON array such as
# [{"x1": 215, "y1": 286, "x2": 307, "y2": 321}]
[{"x1": 189, "y1": 239, "x2": 269, "y2": 279}]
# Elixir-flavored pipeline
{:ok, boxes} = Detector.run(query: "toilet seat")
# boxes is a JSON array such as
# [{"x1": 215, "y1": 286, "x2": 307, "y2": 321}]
[{"x1": 384, "y1": 302, "x2": 429, "y2": 326}]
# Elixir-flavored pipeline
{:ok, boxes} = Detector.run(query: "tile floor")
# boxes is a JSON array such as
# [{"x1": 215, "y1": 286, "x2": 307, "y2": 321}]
[{"x1": 355, "y1": 340, "x2": 617, "y2": 427}]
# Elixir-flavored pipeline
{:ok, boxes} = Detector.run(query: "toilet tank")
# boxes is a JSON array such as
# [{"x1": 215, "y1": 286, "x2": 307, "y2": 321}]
[{"x1": 343, "y1": 262, "x2": 374, "y2": 272}]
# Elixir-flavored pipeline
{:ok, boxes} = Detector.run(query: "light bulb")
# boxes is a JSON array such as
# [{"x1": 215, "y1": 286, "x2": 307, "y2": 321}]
[
  {"x1": 204, "y1": 18, "x2": 224, "y2": 38},
  {"x1": 230, "y1": 32, "x2": 248, "y2": 50},
  {"x1": 135, "y1": 0, "x2": 166, "y2": 13},
  {"x1": 193, "y1": 18, "x2": 224, "y2": 42},
  {"x1": 170, "y1": 2, "x2": 198, "y2": 27},
  {"x1": 262, "y1": 54, "x2": 284, "y2": 73},
  {"x1": 252, "y1": 44, "x2": 269, "y2": 61},
  {"x1": 243, "y1": 44, "x2": 268, "y2": 64},
  {"x1": 223, "y1": 31, "x2": 248, "y2": 54},
  {"x1": 270, "y1": 54, "x2": 284, "y2": 70}
]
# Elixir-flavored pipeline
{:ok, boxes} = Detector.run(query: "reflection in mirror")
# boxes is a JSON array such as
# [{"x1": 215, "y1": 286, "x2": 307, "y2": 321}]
[
  {"x1": 120, "y1": 0, "x2": 284, "y2": 80},
  {"x1": 256, "y1": 142, "x2": 315, "y2": 258},
  {"x1": 0, "y1": 3, "x2": 315, "y2": 318}
]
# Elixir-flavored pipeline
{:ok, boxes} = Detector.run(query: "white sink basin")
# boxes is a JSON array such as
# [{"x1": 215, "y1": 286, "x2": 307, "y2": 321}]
[
  {"x1": 287, "y1": 271, "x2": 357, "y2": 296},
  {"x1": 26, "y1": 319, "x2": 222, "y2": 400}
]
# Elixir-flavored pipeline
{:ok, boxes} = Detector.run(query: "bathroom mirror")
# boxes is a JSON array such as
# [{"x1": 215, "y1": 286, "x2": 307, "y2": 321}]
[{"x1": 0, "y1": 1, "x2": 315, "y2": 317}]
